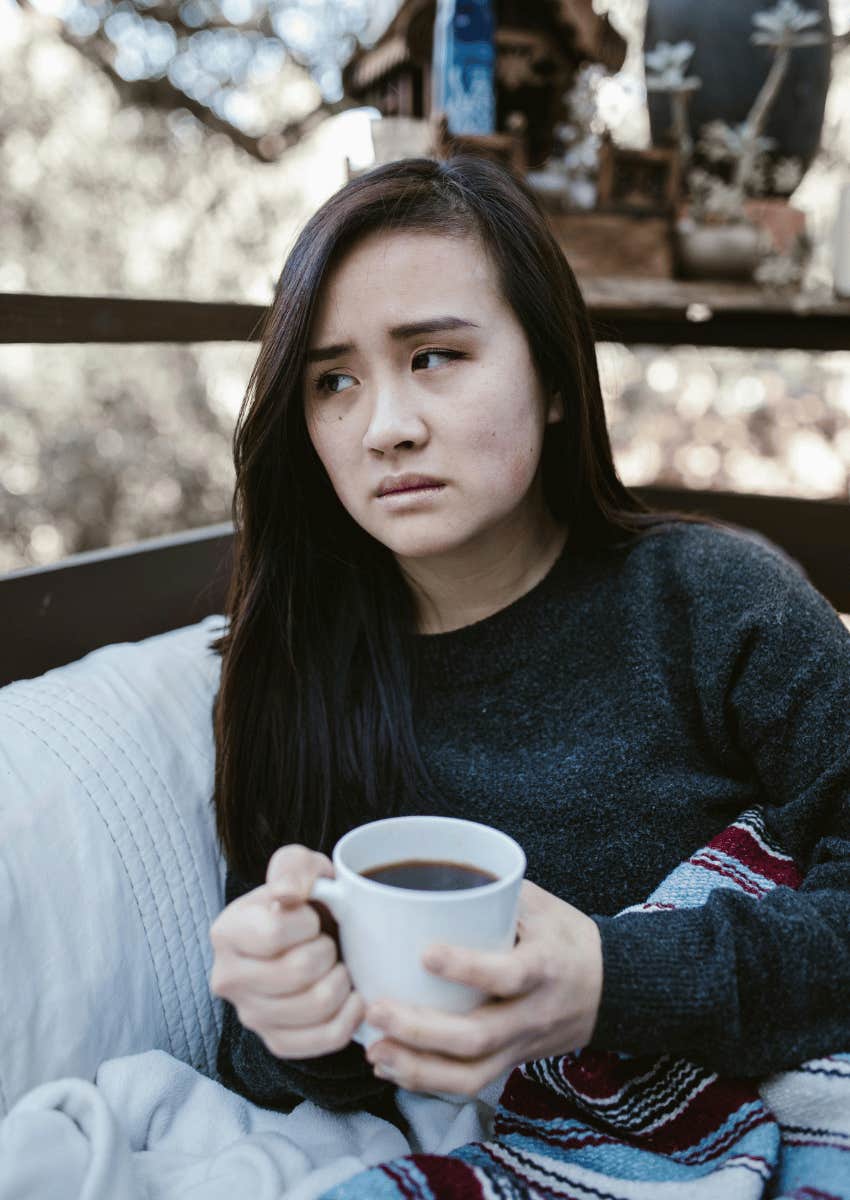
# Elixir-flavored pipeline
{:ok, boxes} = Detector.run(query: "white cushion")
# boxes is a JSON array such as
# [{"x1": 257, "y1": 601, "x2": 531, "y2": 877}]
[{"x1": 0, "y1": 616, "x2": 226, "y2": 1116}]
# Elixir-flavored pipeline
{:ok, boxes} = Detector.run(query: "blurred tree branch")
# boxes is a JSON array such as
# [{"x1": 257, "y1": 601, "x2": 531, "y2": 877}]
[{"x1": 14, "y1": 0, "x2": 370, "y2": 160}]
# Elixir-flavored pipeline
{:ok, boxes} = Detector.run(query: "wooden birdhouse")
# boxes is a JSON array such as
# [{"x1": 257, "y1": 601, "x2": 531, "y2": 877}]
[{"x1": 342, "y1": 0, "x2": 626, "y2": 170}]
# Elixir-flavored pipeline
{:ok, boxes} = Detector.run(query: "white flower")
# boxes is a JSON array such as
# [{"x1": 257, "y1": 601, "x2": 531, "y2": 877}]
[
  {"x1": 688, "y1": 168, "x2": 747, "y2": 222},
  {"x1": 751, "y1": 1, "x2": 827, "y2": 48},
  {"x1": 773, "y1": 156, "x2": 804, "y2": 192},
  {"x1": 703, "y1": 182, "x2": 747, "y2": 222},
  {"x1": 645, "y1": 40, "x2": 702, "y2": 92},
  {"x1": 747, "y1": 157, "x2": 771, "y2": 195},
  {"x1": 564, "y1": 137, "x2": 600, "y2": 174},
  {"x1": 645, "y1": 40, "x2": 696, "y2": 73},
  {"x1": 698, "y1": 120, "x2": 775, "y2": 163},
  {"x1": 754, "y1": 253, "x2": 803, "y2": 287}
]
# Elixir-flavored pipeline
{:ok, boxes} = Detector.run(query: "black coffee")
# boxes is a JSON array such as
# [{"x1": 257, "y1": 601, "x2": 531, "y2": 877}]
[{"x1": 361, "y1": 858, "x2": 498, "y2": 891}]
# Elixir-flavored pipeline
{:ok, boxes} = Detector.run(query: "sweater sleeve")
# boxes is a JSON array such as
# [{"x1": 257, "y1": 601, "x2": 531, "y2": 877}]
[
  {"x1": 215, "y1": 869, "x2": 397, "y2": 1114},
  {"x1": 590, "y1": 532, "x2": 850, "y2": 1077}
]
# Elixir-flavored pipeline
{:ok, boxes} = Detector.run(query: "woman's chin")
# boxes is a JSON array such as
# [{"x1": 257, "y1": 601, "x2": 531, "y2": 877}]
[{"x1": 376, "y1": 528, "x2": 471, "y2": 562}]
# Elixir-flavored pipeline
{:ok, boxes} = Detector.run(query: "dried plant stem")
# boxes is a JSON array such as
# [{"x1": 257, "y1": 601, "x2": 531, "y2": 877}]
[{"x1": 733, "y1": 47, "x2": 790, "y2": 190}]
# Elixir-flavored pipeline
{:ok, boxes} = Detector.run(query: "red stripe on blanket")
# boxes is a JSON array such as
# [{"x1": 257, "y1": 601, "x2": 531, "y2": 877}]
[
  {"x1": 497, "y1": 1062, "x2": 768, "y2": 1158},
  {"x1": 706, "y1": 824, "x2": 802, "y2": 889},
  {"x1": 784, "y1": 1188, "x2": 845, "y2": 1200},
  {"x1": 689, "y1": 855, "x2": 766, "y2": 897},
  {"x1": 408, "y1": 1154, "x2": 486, "y2": 1199},
  {"x1": 380, "y1": 1160, "x2": 421, "y2": 1200}
]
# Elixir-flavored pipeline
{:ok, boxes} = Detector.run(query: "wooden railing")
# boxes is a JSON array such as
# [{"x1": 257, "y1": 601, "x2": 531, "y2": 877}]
[
  {"x1": 4, "y1": 281, "x2": 850, "y2": 349},
  {"x1": 2, "y1": 284, "x2": 849, "y2": 685}
]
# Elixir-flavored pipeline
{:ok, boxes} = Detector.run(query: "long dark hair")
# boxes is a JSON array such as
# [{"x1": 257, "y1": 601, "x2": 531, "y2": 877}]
[{"x1": 213, "y1": 154, "x2": 694, "y2": 882}]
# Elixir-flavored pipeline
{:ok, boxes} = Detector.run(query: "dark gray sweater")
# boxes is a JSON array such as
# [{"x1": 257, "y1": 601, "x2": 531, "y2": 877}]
[{"x1": 217, "y1": 521, "x2": 850, "y2": 1113}]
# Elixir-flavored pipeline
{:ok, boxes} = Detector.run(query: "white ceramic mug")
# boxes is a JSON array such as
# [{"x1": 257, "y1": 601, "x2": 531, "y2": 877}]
[{"x1": 309, "y1": 815, "x2": 526, "y2": 1046}]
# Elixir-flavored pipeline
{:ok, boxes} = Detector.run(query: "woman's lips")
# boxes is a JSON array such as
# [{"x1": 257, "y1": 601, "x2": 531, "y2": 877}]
[
  {"x1": 376, "y1": 484, "x2": 445, "y2": 504},
  {"x1": 375, "y1": 475, "x2": 446, "y2": 498}
]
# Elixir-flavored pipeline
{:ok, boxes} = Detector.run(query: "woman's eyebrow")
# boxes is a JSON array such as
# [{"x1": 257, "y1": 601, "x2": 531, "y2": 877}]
[{"x1": 305, "y1": 316, "x2": 480, "y2": 364}]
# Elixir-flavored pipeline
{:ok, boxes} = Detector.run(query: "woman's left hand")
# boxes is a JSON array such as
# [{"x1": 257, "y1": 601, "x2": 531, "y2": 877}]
[{"x1": 364, "y1": 880, "x2": 603, "y2": 1098}]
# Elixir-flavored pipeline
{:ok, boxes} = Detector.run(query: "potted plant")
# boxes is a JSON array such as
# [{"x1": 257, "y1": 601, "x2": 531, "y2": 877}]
[{"x1": 645, "y1": 1, "x2": 827, "y2": 282}]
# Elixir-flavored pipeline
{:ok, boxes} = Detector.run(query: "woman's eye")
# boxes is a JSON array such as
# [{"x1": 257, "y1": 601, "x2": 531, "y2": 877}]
[
  {"x1": 412, "y1": 349, "x2": 465, "y2": 372},
  {"x1": 315, "y1": 371, "x2": 355, "y2": 395}
]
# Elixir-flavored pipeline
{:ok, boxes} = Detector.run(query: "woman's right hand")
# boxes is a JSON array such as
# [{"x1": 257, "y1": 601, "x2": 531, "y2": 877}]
[{"x1": 209, "y1": 844, "x2": 365, "y2": 1059}]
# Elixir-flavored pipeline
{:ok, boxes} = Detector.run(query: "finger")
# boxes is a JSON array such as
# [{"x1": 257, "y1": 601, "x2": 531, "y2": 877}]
[
  {"x1": 218, "y1": 931, "x2": 338, "y2": 1001},
  {"x1": 266, "y1": 845, "x2": 334, "y2": 907},
  {"x1": 421, "y1": 941, "x2": 544, "y2": 999},
  {"x1": 212, "y1": 888, "x2": 322, "y2": 959},
  {"x1": 238, "y1": 961, "x2": 352, "y2": 1030},
  {"x1": 367, "y1": 1041, "x2": 517, "y2": 1099},
  {"x1": 262, "y1": 990, "x2": 366, "y2": 1061},
  {"x1": 366, "y1": 995, "x2": 524, "y2": 1060},
  {"x1": 267, "y1": 933, "x2": 338, "y2": 996}
]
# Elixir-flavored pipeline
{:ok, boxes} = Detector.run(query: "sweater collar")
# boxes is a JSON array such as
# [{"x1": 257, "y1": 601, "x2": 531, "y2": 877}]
[{"x1": 410, "y1": 536, "x2": 577, "y2": 690}]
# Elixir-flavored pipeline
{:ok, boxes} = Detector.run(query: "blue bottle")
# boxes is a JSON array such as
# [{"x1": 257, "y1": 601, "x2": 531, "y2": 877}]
[{"x1": 432, "y1": 0, "x2": 495, "y2": 136}]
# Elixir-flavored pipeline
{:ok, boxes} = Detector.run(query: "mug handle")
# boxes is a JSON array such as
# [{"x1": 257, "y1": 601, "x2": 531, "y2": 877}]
[
  {"x1": 308, "y1": 877, "x2": 375, "y2": 1048},
  {"x1": 309, "y1": 876, "x2": 347, "y2": 923}
]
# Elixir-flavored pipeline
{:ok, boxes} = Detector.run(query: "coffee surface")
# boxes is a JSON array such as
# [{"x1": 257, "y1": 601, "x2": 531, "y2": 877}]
[{"x1": 361, "y1": 858, "x2": 498, "y2": 891}]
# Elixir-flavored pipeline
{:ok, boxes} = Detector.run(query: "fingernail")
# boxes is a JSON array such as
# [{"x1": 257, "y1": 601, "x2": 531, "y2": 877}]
[{"x1": 423, "y1": 951, "x2": 446, "y2": 972}]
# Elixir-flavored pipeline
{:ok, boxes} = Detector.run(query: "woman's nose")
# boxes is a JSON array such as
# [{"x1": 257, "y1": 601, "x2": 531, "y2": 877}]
[{"x1": 363, "y1": 385, "x2": 428, "y2": 455}]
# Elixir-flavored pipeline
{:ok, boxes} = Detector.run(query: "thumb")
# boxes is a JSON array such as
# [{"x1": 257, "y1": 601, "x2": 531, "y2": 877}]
[{"x1": 266, "y1": 844, "x2": 334, "y2": 909}]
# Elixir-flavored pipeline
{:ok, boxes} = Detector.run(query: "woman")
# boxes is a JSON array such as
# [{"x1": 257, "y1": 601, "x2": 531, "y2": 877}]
[{"x1": 209, "y1": 155, "x2": 850, "y2": 1120}]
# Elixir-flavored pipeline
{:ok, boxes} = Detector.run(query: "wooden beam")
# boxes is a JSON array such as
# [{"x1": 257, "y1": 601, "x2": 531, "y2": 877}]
[
  {"x1": 581, "y1": 277, "x2": 850, "y2": 352},
  {"x1": 0, "y1": 294, "x2": 267, "y2": 344},
  {"x1": 4, "y1": 281, "x2": 850, "y2": 348},
  {"x1": 0, "y1": 523, "x2": 234, "y2": 687}
]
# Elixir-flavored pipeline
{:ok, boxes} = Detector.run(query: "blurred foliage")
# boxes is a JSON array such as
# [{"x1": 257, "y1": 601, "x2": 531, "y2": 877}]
[
  {"x1": 1, "y1": 344, "x2": 244, "y2": 568},
  {"x1": 13, "y1": 0, "x2": 399, "y2": 158},
  {"x1": 601, "y1": 345, "x2": 850, "y2": 499},
  {"x1": 0, "y1": 4, "x2": 366, "y2": 570}
]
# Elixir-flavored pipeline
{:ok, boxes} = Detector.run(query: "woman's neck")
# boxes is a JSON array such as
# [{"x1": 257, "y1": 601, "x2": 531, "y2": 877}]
[{"x1": 399, "y1": 515, "x2": 567, "y2": 636}]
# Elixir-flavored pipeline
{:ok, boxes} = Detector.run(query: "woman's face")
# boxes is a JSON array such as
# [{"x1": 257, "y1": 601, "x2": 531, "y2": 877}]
[{"x1": 303, "y1": 229, "x2": 562, "y2": 564}]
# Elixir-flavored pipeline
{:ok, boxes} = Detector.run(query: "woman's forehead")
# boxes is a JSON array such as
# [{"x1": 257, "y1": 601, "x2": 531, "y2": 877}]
[{"x1": 311, "y1": 229, "x2": 502, "y2": 338}]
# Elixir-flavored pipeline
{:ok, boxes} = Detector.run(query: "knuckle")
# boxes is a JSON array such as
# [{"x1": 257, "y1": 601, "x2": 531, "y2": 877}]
[
  {"x1": 402, "y1": 1065, "x2": 421, "y2": 1093},
  {"x1": 314, "y1": 969, "x2": 347, "y2": 1016},
  {"x1": 237, "y1": 1001, "x2": 260, "y2": 1030},
  {"x1": 235, "y1": 1003, "x2": 260, "y2": 1034},
  {"x1": 315, "y1": 932, "x2": 337, "y2": 962},
  {"x1": 208, "y1": 965, "x2": 232, "y2": 998},
  {"x1": 284, "y1": 961, "x2": 313, "y2": 992},
  {"x1": 467, "y1": 1026, "x2": 491, "y2": 1058},
  {"x1": 258, "y1": 907, "x2": 283, "y2": 943},
  {"x1": 287, "y1": 945, "x2": 325, "y2": 991},
  {"x1": 508, "y1": 959, "x2": 533, "y2": 994},
  {"x1": 405, "y1": 1016, "x2": 424, "y2": 1045},
  {"x1": 329, "y1": 1005, "x2": 356, "y2": 1046},
  {"x1": 262, "y1": 1031, "x2": 290, "y2": 1059}
]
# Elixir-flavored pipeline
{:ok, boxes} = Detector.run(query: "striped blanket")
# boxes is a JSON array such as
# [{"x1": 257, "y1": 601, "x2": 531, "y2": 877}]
[{"x1": 321, "y1": 809, "x2": 850, "y2": 1200}]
